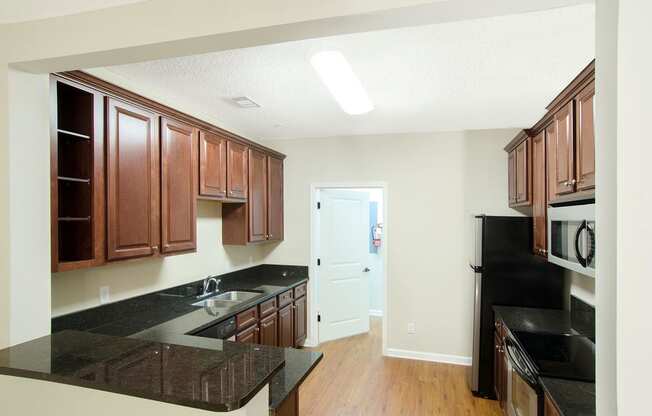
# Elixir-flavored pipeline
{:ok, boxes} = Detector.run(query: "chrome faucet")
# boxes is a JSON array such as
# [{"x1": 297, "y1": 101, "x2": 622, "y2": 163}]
[{"x1": 199, "y1": 276, "x2": 221, "y2": 297}]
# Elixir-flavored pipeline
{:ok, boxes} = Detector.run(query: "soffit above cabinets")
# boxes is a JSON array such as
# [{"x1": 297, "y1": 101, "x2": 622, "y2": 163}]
[{"x1": 0, "y1": 0, "x2": 146, "y2": 23}]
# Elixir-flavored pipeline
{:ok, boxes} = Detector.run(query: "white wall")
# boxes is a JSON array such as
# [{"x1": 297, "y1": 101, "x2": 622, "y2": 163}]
[
  {"x1": 617, "y1": 1, "x2": 652, "y2": 414},
  {"x1": 7, "y1": 69, "x2": 51, "y2": 344},
  {"x1": 53, "y1": 201, "x2": 274, "y2": 316},
  {"x1": 595, "y1": 0, "x2": 618, "y2": 413},
  {"x1": 0, "y1": 375, "x2": 269, "y2": 416},
  {"x1": 264, "y1": 129, "x2": 521, "y2": 358}
]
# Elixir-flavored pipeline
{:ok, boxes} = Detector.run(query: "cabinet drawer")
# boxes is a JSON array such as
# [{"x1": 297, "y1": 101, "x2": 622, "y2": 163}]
[
  {"x1": 278, "y1": 290, "x2": 294, "y2": 308},
  {"x1": 258, "y1": 297, "x2": 277, "y2": 318},
  {"x1": 293, "y1": 283, "x2": 307, "y2": 299},
  {"x1": 236, "y1": 306, "x2": 258, "y2": 331}
]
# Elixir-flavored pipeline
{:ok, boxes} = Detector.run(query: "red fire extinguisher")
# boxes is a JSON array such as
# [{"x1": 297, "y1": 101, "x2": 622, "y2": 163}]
[{"x1": 372, "y1": 223, "x2": 383, "y2": 247}]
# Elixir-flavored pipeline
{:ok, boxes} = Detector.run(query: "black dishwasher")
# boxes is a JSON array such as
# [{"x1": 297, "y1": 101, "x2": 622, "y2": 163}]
[{"x1": 192, "y1": 316, "x2": 237, "y2": 341}]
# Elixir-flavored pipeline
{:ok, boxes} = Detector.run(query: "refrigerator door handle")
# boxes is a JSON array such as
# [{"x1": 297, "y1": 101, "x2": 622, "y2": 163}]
[{"x1": 469, "y1": 263, "x2": 482, "y2": 273}]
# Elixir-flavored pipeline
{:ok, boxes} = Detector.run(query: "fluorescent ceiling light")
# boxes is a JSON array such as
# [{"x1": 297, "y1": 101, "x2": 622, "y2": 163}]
[{"x1": 310, "y1": 51, "x2": 374, "y2": 115}]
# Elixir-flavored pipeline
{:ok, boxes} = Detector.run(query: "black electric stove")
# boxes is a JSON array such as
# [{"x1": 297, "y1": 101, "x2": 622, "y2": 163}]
[{"x1": 513, "y1": 331, "x2": 595, "y2": 382}]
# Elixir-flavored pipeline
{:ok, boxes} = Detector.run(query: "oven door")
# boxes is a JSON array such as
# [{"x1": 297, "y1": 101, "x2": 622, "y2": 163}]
[
  {"x1": 547, "y1": 204, "x2": 595, "y2": 278},
  {"x1": 505, "y1": 339, "x2": 541, "y2": 416}
]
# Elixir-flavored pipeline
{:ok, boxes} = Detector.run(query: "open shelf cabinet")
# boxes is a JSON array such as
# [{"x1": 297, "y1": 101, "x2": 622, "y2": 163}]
[{"x1": 50, "y1": 76, "x2": 105, "y2": 272}]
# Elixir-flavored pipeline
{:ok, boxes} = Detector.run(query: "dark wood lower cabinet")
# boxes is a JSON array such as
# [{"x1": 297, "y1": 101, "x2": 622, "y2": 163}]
[
  {"x1": 272, "y1": 389, "x2": 299, "y2": 416},
  {"x1": 544, "y1": 392, "x2": 561, "y2": 416},
  {"x1": 278, "y1": 304, "x2": 295, "y2": 348},
  {"x1": 259, "y1": 313, "x2": 278, "y2": 347},
  {"x1": 294, "y1": 296, "x2": 307, "y2": 347},
  {"x1": 236, "y1": 324, "x2": 259, "y2": 344}
]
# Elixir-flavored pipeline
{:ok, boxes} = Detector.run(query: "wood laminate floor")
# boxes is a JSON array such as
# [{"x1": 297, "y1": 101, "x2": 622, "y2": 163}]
[{"x1": 299, "y1": 318, "x2": 502, "y2": 416}]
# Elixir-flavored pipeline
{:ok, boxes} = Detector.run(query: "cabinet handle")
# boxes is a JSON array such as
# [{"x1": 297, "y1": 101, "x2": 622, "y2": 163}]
[
  {"x1": 269, "y1": 234, "x2": 273, "y2": 238},
  {"x1": 570, "y1": 179, "x2": 577, "y2": 185},
  {"x1": 564, "y1": 181, "x2": 569, "y2": 186}
]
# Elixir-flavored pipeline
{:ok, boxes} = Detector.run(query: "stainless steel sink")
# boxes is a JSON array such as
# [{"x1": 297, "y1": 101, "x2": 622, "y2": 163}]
[{"x1": 191, "y1": 290, "x2": 261, "y2": 307}]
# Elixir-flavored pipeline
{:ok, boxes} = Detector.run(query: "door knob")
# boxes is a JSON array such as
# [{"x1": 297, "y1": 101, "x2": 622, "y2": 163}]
[{"x1": 363, "y1": 267, "x2": 371, "y2": 272}]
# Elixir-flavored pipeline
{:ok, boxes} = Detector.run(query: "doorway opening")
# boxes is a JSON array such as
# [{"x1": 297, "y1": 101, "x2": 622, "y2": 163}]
[{"x1": 310, "y1": 183, "x2": 387, "y2": 354}]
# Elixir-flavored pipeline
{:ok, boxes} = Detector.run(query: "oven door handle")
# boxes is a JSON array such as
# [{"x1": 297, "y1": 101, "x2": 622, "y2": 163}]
[
  {"x1": 505, "y1": 339, "x2": 539, "y2": 388},
  {"x1": 574, "y1": 220, "x2": 588, "y2": 267}
]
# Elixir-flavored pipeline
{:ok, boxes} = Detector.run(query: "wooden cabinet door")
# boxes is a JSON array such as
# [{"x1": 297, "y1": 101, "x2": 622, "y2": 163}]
[
  {"x1": 259, "y1": 312, "x2": 278, "y2": 346},
  {"x1": 161, "y1": 117, "x2": 197, "y2": 254},
  {"x1": 532, "y1": 131, "x2": 547, "y2": 256},
  {"x1": 294, "y1": 296, "x2": 307, "y2": 347},
  {"x1": 106, "y1": 98, "x2": 160, "y2": 261},
  {"x1": 553, "y1": 101, "x2": 575, "y2": 195},
  {"x1": 508, "y1": 150, "x2": 517, "y2": 205},
  {"x1": 236, "y1": 324, "x2": 259, "y2": 344},
  {"x1": 278, "y1": 304, "x2": 295, "y2": 348},
  {"x1": 227, "y1": 141, "x2": 248, "y2": 200},
  {"x1": 545, "y1": 122, "x2": 558, "y2": 203},
  {"x1": 515, "y1": 139, "x2": 531, "y2": 204},
  {"x1": 198, "y1": 131, "x2": 227, "y2": 198},
  {"x1": 248, "y1": 148, "x2": 268, "y2": 242},
  {"x1": 267, "y1": 156, "x2": 284, "y2": 241},
  {"x1": 575, "y1": 82, "x2": 595, "y2": 191}
]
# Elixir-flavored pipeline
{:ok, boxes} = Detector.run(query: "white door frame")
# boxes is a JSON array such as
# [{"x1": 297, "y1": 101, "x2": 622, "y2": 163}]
[{"x1": 308, "y1": 182, "x2": 388, "y2": 356}]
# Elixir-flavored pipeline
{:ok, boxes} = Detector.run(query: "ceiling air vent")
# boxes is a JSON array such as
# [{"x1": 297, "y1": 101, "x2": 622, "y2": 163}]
[{"x1": 231, "y1": 96, "x2": 260, "y2": 108}]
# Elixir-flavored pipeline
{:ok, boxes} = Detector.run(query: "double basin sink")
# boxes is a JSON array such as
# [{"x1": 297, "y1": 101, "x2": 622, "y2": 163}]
[{"x1": 192, "y1": 290, "x2": 262, "y2": 309}]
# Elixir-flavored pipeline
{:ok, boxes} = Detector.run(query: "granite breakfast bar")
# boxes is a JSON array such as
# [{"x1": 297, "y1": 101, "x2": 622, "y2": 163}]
[{"x1": 0, "y1": 265, "x2": 322, "y2": 415}]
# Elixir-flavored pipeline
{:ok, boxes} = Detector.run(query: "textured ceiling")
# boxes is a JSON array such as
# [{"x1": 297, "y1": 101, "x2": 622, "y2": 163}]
[
  {"x1": 104, "y1": 4, "x2": 595, "y2": 141},
  {"x1": 0, "y1": 0, "x2": 145, "y2": 23}
]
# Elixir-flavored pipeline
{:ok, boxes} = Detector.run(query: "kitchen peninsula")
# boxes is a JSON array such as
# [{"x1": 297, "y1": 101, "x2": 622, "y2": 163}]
[{"x1": 0, "y1": 265, "x2": 321, "y2": 415}]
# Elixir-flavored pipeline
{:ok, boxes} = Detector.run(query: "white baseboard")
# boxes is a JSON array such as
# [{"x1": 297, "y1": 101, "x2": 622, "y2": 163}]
[
  {"x1": 385, "y1": 348, "x2": 471, "y2": 366},
  {"x1": 368, "y1": 309, "x2": 383, "y2": 317}
]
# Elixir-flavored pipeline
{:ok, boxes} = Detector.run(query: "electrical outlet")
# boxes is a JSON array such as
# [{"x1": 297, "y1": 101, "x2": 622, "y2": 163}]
[
  {"x1": 407, "y1": 323, "x2": 416, "y2": 334},
  {"x1": 99, "y1": 286, "x2": 110, "y2": 304}
]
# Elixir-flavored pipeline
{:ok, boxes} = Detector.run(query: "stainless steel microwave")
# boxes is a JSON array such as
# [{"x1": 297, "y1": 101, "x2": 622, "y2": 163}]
[{"x1": 547, "y1": 202, "x2": 595, "y2": 278}]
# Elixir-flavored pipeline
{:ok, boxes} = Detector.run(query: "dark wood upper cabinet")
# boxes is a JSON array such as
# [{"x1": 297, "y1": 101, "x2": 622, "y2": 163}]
[
  {"x1": 532, "y1": 131, "x2": 547, "y2": 256},
  {"x1": 248, "y1": 149, "x2": 268, "y2": 242},
  {"x1": 106, "y1": 98, "x2": 160, "y2": 261},
  {"x1": 160, "y1": 117, "x2": 197, "y2": 254},
  {"x1": 553, "y1": 101, "x2": 575, "y2": 197},
  {"x1": 294, "y1": 295, "x2": 307, "y2": 347},
  {"x1": 507, "y1": 150, "x2": 516, "y2": 206},
  {"x1": 515, "y1": 139, "x2": 531, "y2": 205},
  {"x1": 545, "y1": 122, "x2": 558, "y2": 203},
  {"x1": 267, "y1": 156, "x2": 284, "y2": 242},
  {"x1": 198, "y1": 131, "x2": 227, "y2": 199},
  {"x1": 575, "y1": 81, "x2": 595, "y2": 192},
  {"x1": 50, "y1": 76, "x2": 106, "y2": 272},
  {"x1": 227, "y1": 141, "x2": 248, "y2": 200},
  {"x1": 259, "y1": 313, "x2": 278, "y2": 347},
  {"x1": 278, "y1": 304, "x2": 294, "y2": 348}
]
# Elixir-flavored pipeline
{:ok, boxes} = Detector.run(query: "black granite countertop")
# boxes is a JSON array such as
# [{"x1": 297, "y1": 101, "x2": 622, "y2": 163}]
[
  {"x1": 493, "y1": 305, "x2": 579, "y2": 336},
  {"x1": 493, "y1": 304, "x2": 596, "y2": 416},
  {"x1": 42, "y1": 264, "x2": 322, "y2": 412},
  {"x1": 0, "y1": 330, "x2": 285, "y2": 412},
  {"x1": 268, "y1": 347, "x2": 322, "y2": 409},
  {"x1": 541, "y1": 377, "x2": 596, "y2": 416}
]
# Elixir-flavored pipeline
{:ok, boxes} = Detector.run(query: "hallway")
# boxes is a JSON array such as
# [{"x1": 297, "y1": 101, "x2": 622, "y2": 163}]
[{"x1": 299, "y1": 318, "x2": 502, "y2": 415}]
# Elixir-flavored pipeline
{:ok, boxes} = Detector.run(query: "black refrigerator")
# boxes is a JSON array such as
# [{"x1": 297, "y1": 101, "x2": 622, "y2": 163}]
[{"x1": 467, "y1": 215, "x2": 565, "y2": 397}]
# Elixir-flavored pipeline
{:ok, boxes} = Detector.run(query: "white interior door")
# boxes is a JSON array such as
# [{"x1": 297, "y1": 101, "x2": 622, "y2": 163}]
[{"x1": 318, "y1": 189, "x2": 370, "y2": 343}]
